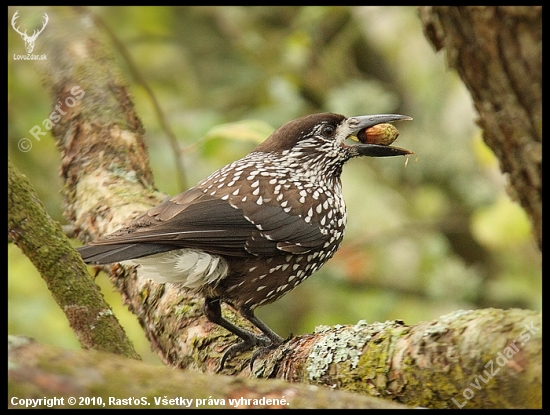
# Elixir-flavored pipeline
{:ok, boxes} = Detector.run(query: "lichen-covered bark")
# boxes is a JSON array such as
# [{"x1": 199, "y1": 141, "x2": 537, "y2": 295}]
[
  {"x1": 7, "y1": 336, "x2": 408, "y2": 409},
  {"x1": 35, "y1": 7, "x2": 161, "y2": 238},
  {"x1": 253, "y1": 309, "x2": 541, "y2": 409},
  {"x1": 8, "y1": 160, "x2": 139, "y2": 359},
  {"x1": 418, "y1": 6, "x2": 542, "y2": 248},
  {"x1": 30, "y1": 6, "x2": 239, "y2": 373}
]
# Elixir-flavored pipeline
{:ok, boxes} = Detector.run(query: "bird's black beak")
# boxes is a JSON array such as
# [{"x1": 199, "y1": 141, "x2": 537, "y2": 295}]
[{"x1": 348, "y1": 114, "x2": 413, "y2": 157}]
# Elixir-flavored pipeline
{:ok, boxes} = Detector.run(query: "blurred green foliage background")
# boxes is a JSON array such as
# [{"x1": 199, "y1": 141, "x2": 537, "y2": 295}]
[{"x1": 8, "y1": 6, "x2": 541, "y2": 364}]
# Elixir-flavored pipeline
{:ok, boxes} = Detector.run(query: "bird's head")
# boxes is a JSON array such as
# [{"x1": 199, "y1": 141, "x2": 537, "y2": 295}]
[{"x1": 252, "y1": 112, "x2": 413, "y2": 176}]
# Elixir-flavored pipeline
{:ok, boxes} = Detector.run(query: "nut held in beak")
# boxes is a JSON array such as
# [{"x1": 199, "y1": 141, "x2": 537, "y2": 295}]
[{"x1": 357, "y1": 123, "x2": 399, "y2": 145}]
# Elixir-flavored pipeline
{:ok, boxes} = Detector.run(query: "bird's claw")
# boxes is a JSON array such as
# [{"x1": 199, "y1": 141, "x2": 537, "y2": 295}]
[
  {"x1": 249, "y1": 341, "x2": 281, "y2": 370},
  {"x1": 217, "y1": 334, "x2": 271, "y2": 372}
]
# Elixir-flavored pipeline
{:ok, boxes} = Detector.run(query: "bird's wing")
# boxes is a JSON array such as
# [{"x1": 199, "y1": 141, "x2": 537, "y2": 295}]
[
  {"x1": 236, "y1": 197, "x2": 327, "y2": 256},
  {"x1": 78, "y1": 187, "x2": 328, "y2": 263}
]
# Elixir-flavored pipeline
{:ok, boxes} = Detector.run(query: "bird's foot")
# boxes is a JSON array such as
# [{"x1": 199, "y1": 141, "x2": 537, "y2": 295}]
[
  {"x1": 249, "y1": 340, "x2": 283, "y2": 370},
  {"x1": 217, "y1": 333, "x2": 271, "y2": 371}
]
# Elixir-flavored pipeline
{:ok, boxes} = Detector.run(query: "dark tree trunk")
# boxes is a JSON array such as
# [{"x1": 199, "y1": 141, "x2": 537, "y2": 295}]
[{"x1": 419, "y1": 6, "x2": 542, "y2": 248}]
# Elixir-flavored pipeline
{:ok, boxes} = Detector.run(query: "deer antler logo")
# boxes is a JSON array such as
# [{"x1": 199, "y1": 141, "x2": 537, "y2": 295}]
[{"x1": 11, "y1": 10, "x2": 49, "y2": 54}]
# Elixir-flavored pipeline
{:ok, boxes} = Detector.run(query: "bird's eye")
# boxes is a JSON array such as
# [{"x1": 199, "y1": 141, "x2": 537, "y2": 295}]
[{"x1": 321, "y1": 124, "x2": 336, "y2": 137}]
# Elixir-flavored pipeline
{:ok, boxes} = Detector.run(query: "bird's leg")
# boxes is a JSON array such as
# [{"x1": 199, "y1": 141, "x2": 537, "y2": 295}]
[
  {"x1": 204, "y1": 297, "x2": 270, "y2": 369},
  {"x1": 239, "y1": 306, "x2": 284, "y2": 346},
  {"x1": 239, "y1": 306, "x2": 287, "y2": 369}
]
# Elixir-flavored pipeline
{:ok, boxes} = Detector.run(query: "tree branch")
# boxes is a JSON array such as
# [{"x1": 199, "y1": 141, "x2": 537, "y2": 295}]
[
  {"x1": 8, "y1": 336, "x2": 407, "y2": 409},
  {"x1": 256, "y1": 308, "x2": 541, "y2": 409},
  {"x1": 8, "y1": 159, "x2": 139, "y2": 359}
]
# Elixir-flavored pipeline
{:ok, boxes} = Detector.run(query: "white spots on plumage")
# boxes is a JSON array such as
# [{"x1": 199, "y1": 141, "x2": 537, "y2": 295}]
[
  {"x1": 316, "y1": 204, "x2": 323, "y2": 214},
  {"x1": 258, "y1": 274, "x2": 267, "y2": 280},
  {"x1": 252, "y1": 187, "x2": 260, "y2": 196},
  {"x1": 227, "y1": 279, "x2": 246, "y2": 292},
  {"x1": 221, "y1": 194, "x2": 229, "y2": 200},
  {"x1": 256, "y1": 195, "x2": 263, "y2": 205},
  {"x1": 231, "y1": 173, "x2": 243, "y2": 184},
  {"x1": 276, "y1": 284, "x2": 288, "y2": 293},
  {"x1": 246, "y1": 170, "x2": 259, "y2": 181},
  {"x1": 232, "y1": 188, "x2": 240, "y2": 196},
  {"x1": 241, "y1": 195, "x2": 248, "y2": 202},
  {"x1": 257, "y1": 285, "x2": 266, "y2": 291},
  {"x1": 251, "y1": 180, "x2": 260, "y2": 188}
]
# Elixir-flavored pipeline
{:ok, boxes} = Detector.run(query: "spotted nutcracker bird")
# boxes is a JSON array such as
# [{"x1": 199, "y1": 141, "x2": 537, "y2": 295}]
[{"x1": 78, "y1": 112, "x2": 412, "y2": 367}]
